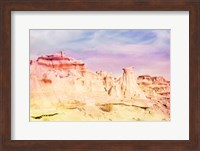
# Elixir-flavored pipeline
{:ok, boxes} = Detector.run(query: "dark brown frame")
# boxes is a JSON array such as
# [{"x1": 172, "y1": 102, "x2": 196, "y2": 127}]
[{"x1": 0, "y1": 0, "x2": 200, "y2": 151}]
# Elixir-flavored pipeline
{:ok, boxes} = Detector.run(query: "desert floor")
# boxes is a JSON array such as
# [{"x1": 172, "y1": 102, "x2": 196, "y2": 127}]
[{"x1": 30, "y1": 100, "x2": 168, "y2": 122}]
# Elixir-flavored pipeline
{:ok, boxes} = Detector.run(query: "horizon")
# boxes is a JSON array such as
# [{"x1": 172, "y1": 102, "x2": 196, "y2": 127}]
[{"x1": 30, "y1": 29, "x2": 170, "y2": 80}]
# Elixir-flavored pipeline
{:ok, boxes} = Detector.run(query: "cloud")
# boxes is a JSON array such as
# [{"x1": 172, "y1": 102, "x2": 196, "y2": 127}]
[
  {"x1": 30, "y1": 29, "x2": 170, "y2": 79},
  {"x1": 30, "y1": 30, "x2": 169, "y2": 53}
]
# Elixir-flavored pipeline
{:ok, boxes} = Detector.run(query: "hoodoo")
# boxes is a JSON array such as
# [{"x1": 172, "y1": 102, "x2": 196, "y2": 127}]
[
  {"x1": 121, "y1": 67, "x2": 146, "y2": 98},
  {"x1": 108, "y1": 67, "x2": 146, "y2": 99}
]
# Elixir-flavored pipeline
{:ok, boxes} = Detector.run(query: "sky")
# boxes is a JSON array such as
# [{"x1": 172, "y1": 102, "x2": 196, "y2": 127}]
[{"x1": 30, "y1": 29, "x2": 170, "y2": 80}]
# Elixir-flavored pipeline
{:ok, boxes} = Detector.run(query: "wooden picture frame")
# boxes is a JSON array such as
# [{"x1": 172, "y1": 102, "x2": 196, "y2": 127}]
[{"x1": 0, "y1": 0, "x2": 199, "y2": 150}]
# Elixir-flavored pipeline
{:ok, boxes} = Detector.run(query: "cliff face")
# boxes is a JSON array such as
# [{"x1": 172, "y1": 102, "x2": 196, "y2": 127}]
[
  {"x1": 30, "y1": 53, "x2": 146, "y2": 107},
  {"x1": 137, "y1": 75, "x2": 170, "y2": 117}
]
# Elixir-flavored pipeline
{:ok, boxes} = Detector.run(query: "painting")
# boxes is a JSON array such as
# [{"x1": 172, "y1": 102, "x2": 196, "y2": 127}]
[{"x1": 30, "y1": 29, "x2": 170, "y2": 121}]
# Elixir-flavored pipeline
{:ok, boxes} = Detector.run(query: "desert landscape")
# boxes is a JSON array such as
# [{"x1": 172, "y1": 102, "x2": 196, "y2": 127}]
[{"x1": 30, "y1": 51, "x2": 170, "y2": 121}]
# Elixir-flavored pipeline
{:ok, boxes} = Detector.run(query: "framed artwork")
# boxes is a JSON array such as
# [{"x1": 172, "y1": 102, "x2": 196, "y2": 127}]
[
  {"x1": 29, "y1": 29, "x2": 170, "y2": 122},
  {"x1": 0, "y1": 0, "x2": 199, "y2": 151}
]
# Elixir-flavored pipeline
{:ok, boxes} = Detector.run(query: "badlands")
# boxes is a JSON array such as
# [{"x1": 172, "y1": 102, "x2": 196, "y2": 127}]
[{"x1": 30, "y1": 52, "x2": 170, "y2": 121}]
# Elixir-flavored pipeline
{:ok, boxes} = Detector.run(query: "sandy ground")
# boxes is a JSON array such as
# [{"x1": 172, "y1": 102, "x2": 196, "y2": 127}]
[{"x1": 30, "y1": 99, "x2": 168, "y2": 122}]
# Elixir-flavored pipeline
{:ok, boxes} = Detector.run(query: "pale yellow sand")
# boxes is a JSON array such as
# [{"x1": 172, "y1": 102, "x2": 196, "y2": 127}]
[{"x1": 30, "y1": 100, "x2": 168, "y2": 122}]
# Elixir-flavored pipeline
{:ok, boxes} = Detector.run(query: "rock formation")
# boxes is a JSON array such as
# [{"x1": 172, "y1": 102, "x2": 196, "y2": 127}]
[
  {"x1": 137, "y1": 75, "x2": 170, "y2": 118},
  {"x1": 37, "y1": 51, "x2": 86, "y2": 72},
  {"x1": 121, "y1": 67, "x2": 146, "y2": 98},
  {"x1": 108, "y1": 67, "x2": 146, "y2": 99},
  {"x1": 30, "y1": 52, "x2": 170, "y2": 121},
  {"x1": 31, "y1": 52, "x2": 147, "y2": 105}
]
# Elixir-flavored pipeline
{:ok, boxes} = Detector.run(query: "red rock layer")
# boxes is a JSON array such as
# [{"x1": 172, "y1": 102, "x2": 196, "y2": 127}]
[{"x1": 36, "y1": 51, "x2": 86, "y2": 71}]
